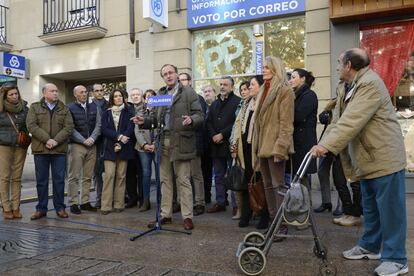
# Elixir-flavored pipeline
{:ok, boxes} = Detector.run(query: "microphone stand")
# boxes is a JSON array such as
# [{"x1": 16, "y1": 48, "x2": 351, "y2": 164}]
[{"x1": 130, "y1": 126, "x2": 191, "y2": 241}]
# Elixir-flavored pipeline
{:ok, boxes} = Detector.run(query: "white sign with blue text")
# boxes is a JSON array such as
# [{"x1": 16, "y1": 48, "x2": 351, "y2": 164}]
[
  {"x1": 147, "y1": 95, "x2": 173, "y2": 107},
  {"x1": 143, "y1": 0, "x2": 168, "y2": 27},
  {"x1": 1, "y1": 53, "x2": 26, "y2": 78},
  {"x1": 187, "y1": 0, "x2": 305, "y2": 29}
]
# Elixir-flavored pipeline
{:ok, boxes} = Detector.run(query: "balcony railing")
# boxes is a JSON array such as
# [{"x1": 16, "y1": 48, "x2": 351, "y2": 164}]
[
  {"x1": 0, "y1": 5, "x2": 8, "y2": 44},
  {"x1": 42, "y1": 0, "x2": 101, "y2": 34}
]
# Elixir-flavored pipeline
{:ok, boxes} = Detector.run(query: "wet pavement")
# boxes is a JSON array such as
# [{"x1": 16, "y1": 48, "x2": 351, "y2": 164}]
[{"x1": 0, "y1": 187, "x2": 413, "y2": 275}]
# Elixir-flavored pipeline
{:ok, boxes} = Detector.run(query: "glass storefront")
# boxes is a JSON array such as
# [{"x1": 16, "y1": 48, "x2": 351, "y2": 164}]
[{"x1": 192, "y1": 16, "x2": 305, "y2": 94}]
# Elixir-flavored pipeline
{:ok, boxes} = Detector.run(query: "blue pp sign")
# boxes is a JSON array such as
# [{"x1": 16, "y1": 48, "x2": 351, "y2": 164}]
[
  {"x1": 143, "y1": 0, "x2": 168, "y2": 27},
  {"x1": 187, "y1": 0, "x2": 305, "y2": 29},
  {"x1": 256, "y1": 41, "x2": 263, "y2": 75},
  {"x1": 2, "y1": 53, "x2": 26, "y2": 78},
  {"x1": 147, "y1": 95, "x2": 173, "y2": 107}
]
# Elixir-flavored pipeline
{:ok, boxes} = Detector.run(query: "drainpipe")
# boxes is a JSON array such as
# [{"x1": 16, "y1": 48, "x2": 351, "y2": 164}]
[
  {"x1": 129, "y1": 0, "x2": 135, "y2": 44},
  {"x1": 176, "y1": 0, "x2": 180, "y2": 14}
]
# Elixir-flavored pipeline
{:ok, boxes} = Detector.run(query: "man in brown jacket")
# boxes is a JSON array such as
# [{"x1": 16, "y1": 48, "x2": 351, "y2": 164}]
[
  {"x1": 312, "y1": 48, "x2": 408, "y2": 276},
  {"x1": 26, "y1": 83, "x2": 74, "y2": 220}
]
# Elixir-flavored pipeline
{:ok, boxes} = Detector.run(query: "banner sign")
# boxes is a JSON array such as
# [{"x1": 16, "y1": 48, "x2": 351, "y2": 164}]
[
  {"x1": 147, "y1": 95, "x2": 173, "y2": 107},
  {"x1": 143, "y1": 0, "x2": 168, "y2": 27},
  {"x1": 187, "y1": 0, "x2": 305, "y2": 29},
  {"x1": 255, "y1": 41, "x2": 263, "y2": 75},
  {"x1": 1, "y1": 53, "x2": 26, "y2": 78}
]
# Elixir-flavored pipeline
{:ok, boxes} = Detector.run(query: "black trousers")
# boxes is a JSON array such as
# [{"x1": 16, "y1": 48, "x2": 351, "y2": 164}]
[
  {"x1": 126, "y1": 150, "x2": 143, "y2": 204},
  {"x1": 328, "y1": 154, "x2": 362, "y2": 217},
  {"x1": 201, "y1": 153, "x2": 213, "y2": 202}
]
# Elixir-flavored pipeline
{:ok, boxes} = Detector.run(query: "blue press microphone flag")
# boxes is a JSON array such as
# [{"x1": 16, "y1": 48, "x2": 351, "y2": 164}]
[{"x1": 147, "y1": 95, "x2": 173, "y2": 107}]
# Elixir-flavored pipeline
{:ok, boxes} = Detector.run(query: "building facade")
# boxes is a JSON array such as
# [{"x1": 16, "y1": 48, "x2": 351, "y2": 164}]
[{"x1": 0, "y1": 0, "x2": 331, "y2": 107}]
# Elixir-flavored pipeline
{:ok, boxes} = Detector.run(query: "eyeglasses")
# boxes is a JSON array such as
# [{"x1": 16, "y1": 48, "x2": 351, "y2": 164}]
[{"x1": 94, "y1": 89, "x2": 103, "y2": 92}]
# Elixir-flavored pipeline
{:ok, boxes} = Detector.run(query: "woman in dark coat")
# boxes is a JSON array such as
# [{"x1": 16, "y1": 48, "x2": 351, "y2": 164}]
[
  {"x1": 100, "y1": 89, "x2": 135, "y2": 215},
  {"x1": 0, "y1": 83, "x2": 30, "y2": 219},
  {"x1": 287, "y1": 69, "x2": 318, "y2": 185}
]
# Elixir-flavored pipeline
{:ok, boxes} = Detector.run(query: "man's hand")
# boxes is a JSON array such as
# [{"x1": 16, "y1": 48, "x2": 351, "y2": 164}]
[
  {"x1": 212, "y1": 133, "x2": 224, "y2": 144},
  {"x1": 83, "y1": 138, "x2": 95, "y2": 147},
  {"x1": 46, "y1": 139, "x2": 58, "y2": 149},
  {"x1": 120, "y1": 136, "x2": 130, "y2": 144},
  {"x1": 182, "y1": 115, "x2": 192, "y2": 126},
  {"x1": 310, "y1": 145, "x2": 328, "y2": 157},
  {"x1": 132, "y1": 116, "x2": 144, "y2": 125},
  {"x1": 144, "y1": 144, "x2": 155, "y2": 153}
]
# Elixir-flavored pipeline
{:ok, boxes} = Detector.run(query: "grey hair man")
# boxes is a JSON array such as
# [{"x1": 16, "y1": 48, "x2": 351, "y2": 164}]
[
  {"x1": 26, "y1": 83, "x2": 74, "y2": 220},
  {"x1": 67, "y1": 85, "x2": 101, "y2": 214},
  {"x1": 311, "y1": 48, "x2": 408, "y2": 276}
]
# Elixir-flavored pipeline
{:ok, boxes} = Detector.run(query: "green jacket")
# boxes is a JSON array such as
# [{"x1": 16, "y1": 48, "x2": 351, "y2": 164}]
[
  {"x1": 26, "y1": 98, "x2": 74, "y2": 154},
  {"x1": 320, "y1": 68, "x2": 406, "y2": 180},
  {"x1": 142, "y1": 84, "x2": 203, "y2": 161}
]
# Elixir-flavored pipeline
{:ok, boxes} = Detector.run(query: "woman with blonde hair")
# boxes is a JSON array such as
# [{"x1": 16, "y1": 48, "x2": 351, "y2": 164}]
[
  {"x1": 0, "y1": 83, "x2": 30, "y2": 219},
  {"x1": 252, "y1": 56, "x2": 294, "y2": 241}
]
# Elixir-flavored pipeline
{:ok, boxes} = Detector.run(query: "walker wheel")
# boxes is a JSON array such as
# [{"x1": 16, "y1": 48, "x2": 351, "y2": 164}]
[
  {"x1": 319, "y1": 262, "x2": 337, "y2": 276},
  {"x1": 313, "y1": 244, "x2": 328, "y2": 258},
  {"x1": 238, "y1": 247, "x2": 266, "y2": 276},
  {"x1": 243, "y1": 232, "x2": 265, "y2": 247}
]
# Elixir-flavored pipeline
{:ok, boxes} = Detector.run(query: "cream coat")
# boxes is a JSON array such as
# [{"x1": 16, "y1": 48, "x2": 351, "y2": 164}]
[
  {"x1": 320, "y1": 68, "x2": 406, "y2": 180},
  {"x1": 252, "y1": 83, "x2": 294, "y2": 167}
]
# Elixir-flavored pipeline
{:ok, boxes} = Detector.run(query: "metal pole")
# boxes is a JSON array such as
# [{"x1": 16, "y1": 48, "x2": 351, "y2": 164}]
[
  {"x1": 129, "y1": 0, "x2": 135, "y2": 44},
  {"x1": 176, "y1": 0, "x2": 180, "y2": 14}
]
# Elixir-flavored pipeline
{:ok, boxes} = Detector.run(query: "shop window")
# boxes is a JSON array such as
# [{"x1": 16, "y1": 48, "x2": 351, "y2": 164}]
[
  {"x1": 192, "y1": 17, "x2": 306, "y2": 94},
  {"x1": 360, "y1": 21, "x2": 414, "y2": 111},
  {"x1": 264, "y1": 17, "x2": 305, "y2": 71},
  {"x1": 193, "y1": 26, "x2": 255, "y2": 83}
]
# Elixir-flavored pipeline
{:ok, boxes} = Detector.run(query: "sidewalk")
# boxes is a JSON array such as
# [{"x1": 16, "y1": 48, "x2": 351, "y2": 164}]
[{"x1": 0, "y1": 188, "x2": 413, "y2": 275}]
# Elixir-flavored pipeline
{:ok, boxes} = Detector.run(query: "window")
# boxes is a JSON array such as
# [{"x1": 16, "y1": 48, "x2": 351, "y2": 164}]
[
  {"x1": 360, "y1": 20, "x2": 414, "y2": 111},
  {"x1": 192, "y1": 17, "x2": 306, "y2": 94},
  {"x1": 264, "y1": 17, "x2": 305, "y2": 71}
]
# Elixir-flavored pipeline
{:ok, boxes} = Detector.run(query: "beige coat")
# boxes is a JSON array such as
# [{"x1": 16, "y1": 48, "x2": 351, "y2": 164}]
[
  {"x1": 320, "y1": 68, "x2": 406, "y2": 180},
  {"x1": 252, "y1": 83, "x2": 294, "y2": 167}
]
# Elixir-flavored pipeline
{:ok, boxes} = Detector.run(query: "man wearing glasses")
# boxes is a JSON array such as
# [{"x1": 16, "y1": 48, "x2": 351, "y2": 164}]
[
  {"x1": 91, "y1": 83, "x2": 107, "y2": 209},
  {"x1": 134, "y1": 64, "x2": 203, "y2": 230}
]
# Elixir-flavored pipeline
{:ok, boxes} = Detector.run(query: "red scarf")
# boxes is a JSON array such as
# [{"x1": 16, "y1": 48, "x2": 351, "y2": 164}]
[{"x1": 259, "y1": 80, "x2": 271, "y2": 107}]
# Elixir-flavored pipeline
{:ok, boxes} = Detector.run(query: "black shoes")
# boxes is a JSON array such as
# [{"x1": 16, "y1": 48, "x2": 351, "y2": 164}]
[
  {"x1": 313, "y1": 203, "x2": 333, "y2": 213},
  {"x1": 125, "y1": 201, "x2": 137, "y2": 209},
  {"x1": 333, "y1": 205, "x2": 343, "y2": 216},
  {"x1": 70, "y1": 204, "x2": 81, "y2": 215},
  {"x1": 80, "y1": 202, "x2": 98, "y2": 212},
  {"x1": 193, "y1": 205, "x2": 205, "y2": 216}
]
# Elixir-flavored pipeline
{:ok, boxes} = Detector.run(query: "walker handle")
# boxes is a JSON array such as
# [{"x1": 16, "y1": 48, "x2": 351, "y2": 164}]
[{"x1": 291, "y1": 151, "x2": 314, "y2": 184}]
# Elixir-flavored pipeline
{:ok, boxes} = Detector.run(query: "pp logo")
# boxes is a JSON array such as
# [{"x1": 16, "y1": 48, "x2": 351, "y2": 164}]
[
  {"x1": 9, "y1": 56, "x2": 20, "y2": 68},
  {"x1": 151, "y1": 0, "x2": 162, "y2": 17}
]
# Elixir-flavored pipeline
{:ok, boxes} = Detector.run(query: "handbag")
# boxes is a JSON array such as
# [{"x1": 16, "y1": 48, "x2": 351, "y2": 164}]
[
  {"x1": 248, "y1": 174, "x2": 267, "y2": 213},
  {"x1": 224, "y1": 158, "x2": 246, "y2": 191},
  {"x1": 6, "y1": 112, "x2": 31, "y2": 149}
]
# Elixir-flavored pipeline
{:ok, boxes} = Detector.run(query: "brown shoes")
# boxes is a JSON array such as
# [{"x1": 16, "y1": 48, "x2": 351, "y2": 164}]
[
  {"x1": 30, "y1": 211, "x2": 47, "y2": 220},
  {"x1": 207, "y1": 203, "x2": 226, "y2": 213},
  {"x1": 56, "y1": 209, "x2": 69, "y2": 219},
  {"x1": 183, "y1": 218, "x2": 194, "y2": 230},
  {"x1": 147, "y1": 217, "x2": 172, "y2": 228},
  {"x1": 13, "y1": 209, "x2": 22, "y2": 219},
  {"x1": 3, "y1": 211, "x2": 14, "y2": 220}
]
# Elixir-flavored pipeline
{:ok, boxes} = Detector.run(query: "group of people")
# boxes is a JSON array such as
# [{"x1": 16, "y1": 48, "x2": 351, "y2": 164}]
[{"x1": 0, "y1": 48, "x2": 408, "y2": 276}]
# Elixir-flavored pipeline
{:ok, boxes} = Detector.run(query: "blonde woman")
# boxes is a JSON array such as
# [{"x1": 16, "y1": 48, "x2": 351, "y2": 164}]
[{"x1": 252, "y1": 56, "x2": 294, "y2": 241}]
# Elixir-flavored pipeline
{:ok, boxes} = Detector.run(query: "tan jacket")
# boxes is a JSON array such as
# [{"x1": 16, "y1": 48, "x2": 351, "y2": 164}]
[
  {"x1": 252, "y1": 83, "x2": 294, "y2": 167},
  {"x1": 320, "y1": 68, "x2": 406, "y2": 180},
  {"x1": 26, "y1": 99, "x2": 74, "y2": 154}
]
